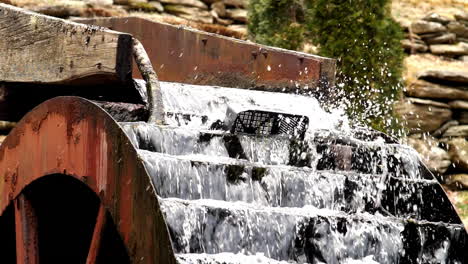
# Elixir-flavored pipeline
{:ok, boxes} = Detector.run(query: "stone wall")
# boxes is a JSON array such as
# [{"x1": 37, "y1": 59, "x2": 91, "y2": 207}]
[
  {"x1": 401, "y1": 12, "x2": 468, "y2": 60},
  {"x1": 397, "y1": 11, "x2": 468, "y2": 190},
  {"x1": 112, "y1": 0, "x2": 247, "y2": 29},
  {"x1": 6, "y1": 0, "x2": 249, "y2": 38}
]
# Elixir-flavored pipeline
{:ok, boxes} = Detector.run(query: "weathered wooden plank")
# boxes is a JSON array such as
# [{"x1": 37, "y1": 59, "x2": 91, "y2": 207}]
[
  {"x1": 86, "y1": 205, "x2": 107, "y2": 264},
  {"x1": 0, "y1": 4, "x2": 133, "y2": 85},
  {"x1": 74, "y1": 17, "x2": 337, "y2": 94}
]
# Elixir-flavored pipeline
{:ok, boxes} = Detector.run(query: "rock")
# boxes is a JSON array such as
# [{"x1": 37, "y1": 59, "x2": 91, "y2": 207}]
[
  {"x1": 0, "y1": 121, "x2": 15, "y2": 132},
  {"x1": 227, "y1": 24, "x2": 247, "y2": 36},
  {"x1": 405, "y1": 32, "x2": 422, "y2": 40},
  {"x1": 419, "y1": 32, "x2": 444, "y2": 39},
  {"x1": 455, "y1": 12, "x2": 468, "y2": 22},
  {"x1": 215, "y1": 16, "x2": 234, "y2": 26},
  {"x1": 449, "y1": 100, "x2": 468, "y2": 110},
  {"x1": 149, "y1": 1, "x2": 165, "y2": 12},
  {"x1": 430, "y1": 42, "x2": 468, "y2": 56},
  {"x1": 461, "y1": 55, "x2": 468, "y2": 62},
  {"x1": 84, "y1": 0, "x2": 114, "y2": 5},
  {"x1": 432, "y1": 120, "x2": 459, "y2": 137},
  {"x1": 423, "y1": 12, "x2": 453, "y2": 25},
  {"x1": 128, "y1": 1, "x2": 164, "y2": 12},
  {"x1": 445, "y1": 174, "x2": 468, "y2": 190},
  {"x1": 407, "y1": 136, "x2": 451, "y2": 174},
  {"x1": 448, "y1": 138, "x2": 468, "y2": 169},
  {"x1": 444, "y1": 125, "x2": 468, "y2": 137},
  {"x1": 160, "y1": 0, "x2": 208, "y2": 9},
  {"x1": 458, "y1": 111, "x2": 468, "y2": 124},
  {"x1": 407, "y1": 97, "x2": 450, "y2": 108},
  {"x1": 115, "y1": 0, "x2": 148, "y2": 4},
  {"x1": 447, "y1": 21, "x2": 468, "y2": 38},
  {"x1": 211, "y1": 1, "x2": 226, "y2": 17},
  {"x1": 164, "y1": 5, "x2": 213, "y2": 23},
  {"x1": 223, "y1": 0, "x2": 247, "y2": 8},
  {"x1": 418, "y1": 70, "x2": 468, "y2": 85},
  {"x1": 408, "y1": 133, "x2": 424, "y2": 139},
  {"x1": 406, "y1": 80, "x2": 468, "y2": 100},
  {"x1": 224, "y1": 8, "x2": 247, "y2": 23},
  {"x1": 179, "y1": 13, "x2": 213, "y2": 24},
  {"x1": 459, "y1": 37, "x2": 468, "y2": 43},
  {"x1": 200, "y1": 0, "x2": 219, "y2": 4},
  {"x1": 424, "y1": 33, "x2": 457, "y2": 45},
  {"x1": 82, "y1": 6, "x2": 128, "y2": 17},
  {"x1": 31, "y1": 5, "x2": 83, "y2": 18},
  {"x1": 395, "y1": 99, "x2": 452, "y2": 133},
  {"x1": 401, "y1": 39, "x2": 428, "y2": 52},
  {"x1": 460, "y1": 20, "x2": 468, "y2": 27},
  {"x1": 0, "y1": 135, "x2": 5, "y2": 145},
  {"x1": 410, "y1": 20, "x2": 446, "y2": 34}
]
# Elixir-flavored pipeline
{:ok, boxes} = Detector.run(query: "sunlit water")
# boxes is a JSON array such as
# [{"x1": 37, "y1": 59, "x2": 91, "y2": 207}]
[{"x1": 123, "y1": 82, "x2": 466, "y2": 263}]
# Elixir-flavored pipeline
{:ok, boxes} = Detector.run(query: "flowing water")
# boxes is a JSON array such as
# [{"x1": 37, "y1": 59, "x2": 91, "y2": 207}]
[{"x1": 123, "y1": 82, "x2": 467, "y2": 263}]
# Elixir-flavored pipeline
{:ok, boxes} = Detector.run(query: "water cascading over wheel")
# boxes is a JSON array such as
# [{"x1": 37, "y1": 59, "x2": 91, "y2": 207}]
[{"x1": 0, "y1": 4, "x2": 466, "y2": 263}]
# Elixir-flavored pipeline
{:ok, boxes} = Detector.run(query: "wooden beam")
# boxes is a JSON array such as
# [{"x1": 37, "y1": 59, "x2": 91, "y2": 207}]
[
  {"x1": 86, "y1": 205, "x2": 107, "y2": 264},
  {"x1": 74, "y1": 17, "x2": 337, "y2": 93},
  {"x1": 15, "y1": 194, "x2": 39, "y2": 264},
  {"x1": 0, "y1": 4, "x2": 133, "y2": 85}
]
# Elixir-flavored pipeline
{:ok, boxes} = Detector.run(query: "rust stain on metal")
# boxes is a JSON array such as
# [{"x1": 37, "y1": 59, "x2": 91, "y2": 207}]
[
  {"x1": 75, "y1": 17, "x2": 336, "y2": 92},
  {"x1": 0, "y1": 97, "x2": 177, "y2": 264}
]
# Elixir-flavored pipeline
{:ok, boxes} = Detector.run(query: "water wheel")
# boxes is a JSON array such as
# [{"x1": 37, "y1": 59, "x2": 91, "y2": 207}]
[
  {"x1": 0, "y1": 4, "x2": 466, "y2": 263},
  {"x1": 0, "y1": 97, "x2": 176, "y2": 264}
]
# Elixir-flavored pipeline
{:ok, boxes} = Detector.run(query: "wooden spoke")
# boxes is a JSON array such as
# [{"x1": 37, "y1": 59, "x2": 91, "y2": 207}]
[
  {"x1": 86, "y1": 205, "x2": 107, "y2": 264},
  {"x1": 15, "y1": 194, "x2": 39, "y2": 264}
]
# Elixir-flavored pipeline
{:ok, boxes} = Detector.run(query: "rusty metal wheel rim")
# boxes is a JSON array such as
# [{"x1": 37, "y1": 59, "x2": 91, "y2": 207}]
[{"x1": 0, "y1": 97, "x2": 176, "y2": 264}]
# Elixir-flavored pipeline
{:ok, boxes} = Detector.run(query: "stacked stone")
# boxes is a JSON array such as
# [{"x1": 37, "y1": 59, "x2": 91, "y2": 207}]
[
  {"x1": 396, "y1": 70, "x2": 468, "y2": 190},
  {"x1": 14, "y1": 0, "x2": 248, "y2": 37},
  {"x1": 113, "y1": 0, "x2": 248, "y2": 33},
  {"x1": 402, "y1": 12, "x2": 468, "y2": 61}
]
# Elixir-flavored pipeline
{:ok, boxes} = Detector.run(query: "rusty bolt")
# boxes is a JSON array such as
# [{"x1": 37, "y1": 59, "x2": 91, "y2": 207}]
[{"x1": 251, "y1": 51, "x2": 258, "y2": 59}]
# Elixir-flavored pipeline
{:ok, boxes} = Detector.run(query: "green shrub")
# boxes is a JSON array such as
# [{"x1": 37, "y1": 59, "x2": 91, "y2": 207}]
[
  {"x1": 248, "y1": 0, "x2": 305, "y2": 51},
  {"x1": 306, "y1": 0, "x2": 405, "y2": 136}
]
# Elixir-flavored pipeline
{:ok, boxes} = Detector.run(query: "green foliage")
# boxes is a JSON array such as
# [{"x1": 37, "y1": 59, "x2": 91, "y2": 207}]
[
  {"x1": 248, "y1": 0, "x2": 405, "y2": 136},
  {"x1": 248, "y1": 0, "x2": 305, "y2": 50},
  {"x1": 306, "y1": 0, "x2": 405, "y2": 136}
]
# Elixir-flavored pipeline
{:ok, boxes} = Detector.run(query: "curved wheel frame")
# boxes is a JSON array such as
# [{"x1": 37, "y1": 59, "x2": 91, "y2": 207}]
[{"x1": 0, "y1": 97, "x2": 176, "y2": 263}]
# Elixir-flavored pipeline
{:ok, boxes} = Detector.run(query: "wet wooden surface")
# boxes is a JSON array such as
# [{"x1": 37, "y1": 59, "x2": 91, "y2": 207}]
[{"x1": 0, "y1": 4, "x2": 133, "y2": 86}]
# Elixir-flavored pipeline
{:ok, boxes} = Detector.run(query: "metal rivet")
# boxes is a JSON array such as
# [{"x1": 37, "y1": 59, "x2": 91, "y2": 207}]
[{"x1": 251, "y1": 51, "x2": 258, "y2": 59}]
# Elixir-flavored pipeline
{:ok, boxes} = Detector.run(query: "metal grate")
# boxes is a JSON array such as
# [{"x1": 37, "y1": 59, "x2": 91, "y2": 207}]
[{"x1": 231, "y1": 110, "x2": 308, "y2": 138}]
